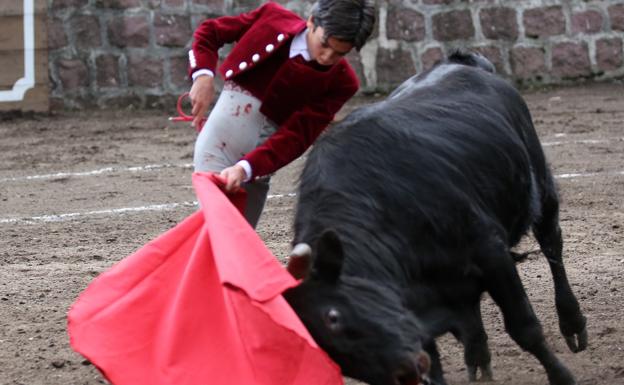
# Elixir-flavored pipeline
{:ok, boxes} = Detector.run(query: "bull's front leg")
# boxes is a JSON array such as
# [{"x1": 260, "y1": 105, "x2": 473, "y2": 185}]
[
  {"x1": 477, "y1": 236, "x2": 576, "y2": 385},
  {"x1": 532, "y1": 194, "x2": 587, "y2": 353},
  {"x1": 422, "y1": 339, "x2": 447, "y2": 385},
  {"x1": 457, "y1": 301, "x2": 493, "y2": 382}
]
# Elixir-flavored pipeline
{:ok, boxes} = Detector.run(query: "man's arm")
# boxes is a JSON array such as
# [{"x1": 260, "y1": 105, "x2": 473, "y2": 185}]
[
  {"x1": 189, "y1": 3, "x2": 274, "y2": 128},
  {"x1": 218, "y1": 78, "x2": 355, "y2": 192},
  {"x1": 190, "y1": 4, "x2": 271, "y2": 75},
  {"x1": 242, "y1": 69, "x2": 359, "y2": 179}
]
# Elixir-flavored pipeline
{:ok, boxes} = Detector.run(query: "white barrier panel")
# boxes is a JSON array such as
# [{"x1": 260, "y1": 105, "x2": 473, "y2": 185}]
[{"x1": 0, "y1": 0, "x2": 35, "y2": 102}]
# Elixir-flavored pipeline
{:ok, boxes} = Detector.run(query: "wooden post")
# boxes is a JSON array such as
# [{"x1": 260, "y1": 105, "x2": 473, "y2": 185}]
[{"x1": 0, "y1": 0, "x2": 49, "y2": 112}]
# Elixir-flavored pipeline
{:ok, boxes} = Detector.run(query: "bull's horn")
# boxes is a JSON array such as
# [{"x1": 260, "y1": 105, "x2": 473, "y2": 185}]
[
  {"x1": 287, "y1": 243, "x2": 312, "y2": 279},
  {"x1": 291, "y1": 243, "x2": 312, "y2": 257}
]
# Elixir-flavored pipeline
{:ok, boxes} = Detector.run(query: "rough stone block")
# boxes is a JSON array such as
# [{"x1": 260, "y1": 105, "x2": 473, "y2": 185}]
[
  {"x1": 95, "y1": 0, "x2": 141, "y2": 9},
  {"x1": 346, "y1": 51, "x2": 365, "y2": 87},
  {"x1": 50, "y1": 0, "x2": 88, "y2": 10},
  {"x1": 127, "y1": 53, "x2": 164, "y2": 87},
  {"x1": 154, "y1": 14, "x2": 193, "y2": 47},
  {"x1": 376, "y1": 47, "x2": 415, "y2": 87},
  {"x1": 192, "y1": 0, "x2": 226, "y2": 12},
  {"x1": 169, "y1": 56, "x2": 192, "y2": 88},
  {"x1": 70, "y1": 15, "x2": 102, "y2": 49},
  {"x1": 164, "y1": 0, "x2": 185, "y2": 8},
  {"x1": 96, "y1": 54, "x2": 120, "y2": 87},
  {"x1": 57, "y1": 59, "x2": 89, "y2": 90},
  {"x1": 472, "y1": 45, "x2": 505, "y2": 74},
  {"x1": 386, "y1": 7, "x2": 425, "y2": 42},
  {"x1": 145, "y1": 0, "x2": 162, "y2": 9},
  {"x1": 609, "y1": 4, "x2": 624, "y2": 31},
  {"x1": 596, "y1": 38, "x2": 623, "y2": 71},
  {"x1": 510, "y1": 46, "x2": 546, "y2": 79},
  {"x1": 433, "y1": 10, "x2": 475, "y2": 41},
  {"x1": 571, "y1": 10, "x2": 603, "y2": 34},
  {"x1": 552, "y1": 42, "x2": 591, "y2": 78},
  {"x1": 524, "y1": 6, "x2": 565, "y2": 38},
  {"x1": 231, "y1": 0, "x2": 262, "y2": 10},
  {"x1": 107, "y1": 15, "x2": 150, "y2": 48},
  {"x1": 47, "y1": 18, "x2": 67, "y2": 50},
  {"x1": 423, "y1": 0, "x2": 455, "y2": 4},
  {"x1": 480, "y1": 7, "x2": 518, "y2": 41},
  {"x1": 49, "y1": 97, "x2": 65, "y2": 111},
  {"x1": 421, "y1": 47, "x2": 444, "y2": 71}
]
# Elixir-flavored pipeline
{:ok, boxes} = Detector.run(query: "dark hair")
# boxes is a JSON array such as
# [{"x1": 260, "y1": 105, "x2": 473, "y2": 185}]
[{"x1": 311, "y1": 0, "x2": 376, "y2": 51}]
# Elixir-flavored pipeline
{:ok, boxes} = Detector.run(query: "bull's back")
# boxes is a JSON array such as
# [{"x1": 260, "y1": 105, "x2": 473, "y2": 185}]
[{"x1": 298, "y1": 64, "x2": 541, "y2": 247}]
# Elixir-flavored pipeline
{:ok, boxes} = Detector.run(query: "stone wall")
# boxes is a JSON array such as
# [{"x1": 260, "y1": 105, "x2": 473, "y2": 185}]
[
  {"x1": 47, "y1": 0, "x2": 624, "y2": 109},
  {"x1": 365, "y1": 0, "x2": 624, "y2": 92}
]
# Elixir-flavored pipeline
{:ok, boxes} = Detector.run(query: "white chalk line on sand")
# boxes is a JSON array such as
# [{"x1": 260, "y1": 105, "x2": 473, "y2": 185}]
[
  {"x1": 557, "y1": 170, "x2": 624, "y2": 179},
  {"x1": 0, "y1": 193, "x2": 298, "y2": 225},
  {"x1": 1, "y1": 136, "x2": 622, "y2": 185},
  {"x1": 0, "y1": 169, "x2": 621, "y2": 225},
  {"x1": 0, "y1": 135, "x2": 621, "y2": 225},
  {"x1": 0, "y1": 163, "x2": 194, "y2": 183},
  {"x1": 0, "y1": 202, "x2": 198, "y2": 224},
  {"x1": 541, "y1": 137, "x2": 624, "y2": 147}
]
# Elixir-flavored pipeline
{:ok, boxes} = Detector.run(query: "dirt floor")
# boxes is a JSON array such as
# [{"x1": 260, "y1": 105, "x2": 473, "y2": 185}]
[{"x1": 0, "y1": 81, "x2": 623, "y2": 385}]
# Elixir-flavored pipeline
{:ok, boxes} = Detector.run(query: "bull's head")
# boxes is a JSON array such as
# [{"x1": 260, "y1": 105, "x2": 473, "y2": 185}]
[{"x1": 283, "y1": 229, "x2": 431, "y2": 385}]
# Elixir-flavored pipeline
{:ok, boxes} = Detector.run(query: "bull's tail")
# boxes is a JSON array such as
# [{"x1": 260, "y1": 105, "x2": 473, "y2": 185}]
[
  {"x1": 510, "y1": 249, "x2": 541, "y2": 263},
  {"x1": 447, "y1": 50, "x2": 496, "y2": 74}
]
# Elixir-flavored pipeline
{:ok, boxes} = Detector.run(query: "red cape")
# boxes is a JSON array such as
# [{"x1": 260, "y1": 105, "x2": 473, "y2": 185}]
[{"x1": 68, "y1": 172, "x2": 342, "y2": 385}]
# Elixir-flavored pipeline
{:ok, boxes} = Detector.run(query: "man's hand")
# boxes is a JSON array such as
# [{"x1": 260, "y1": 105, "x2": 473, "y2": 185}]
[
  {"x1": 189, "y1": 75, "x2": 215, "y2": 130},
  {"x1": 219, "y1": 164, "x2": 247, "y2": 192}
]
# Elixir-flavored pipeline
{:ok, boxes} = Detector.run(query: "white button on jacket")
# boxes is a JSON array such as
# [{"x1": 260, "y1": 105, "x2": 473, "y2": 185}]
[{"x1": 223, "y1": 33, "x2": 288, "y2": 78}]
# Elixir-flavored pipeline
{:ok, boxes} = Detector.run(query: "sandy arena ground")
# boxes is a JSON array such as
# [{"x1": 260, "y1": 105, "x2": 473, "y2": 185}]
[{"x1": 0, "y1": 81, "x2": 623, "y2": 385}]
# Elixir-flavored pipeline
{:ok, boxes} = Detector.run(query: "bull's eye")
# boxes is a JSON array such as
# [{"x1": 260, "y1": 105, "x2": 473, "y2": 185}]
[{"x1": 323, "y1": 308, "x2": 342, "y2": 332}]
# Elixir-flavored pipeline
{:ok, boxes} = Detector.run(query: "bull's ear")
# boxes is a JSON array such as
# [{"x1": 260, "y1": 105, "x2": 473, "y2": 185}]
[
  {"x1": 312, "y1": 229, "x2": 344, "y2": 284},
  {"x1": 287, "y1": 243, "x2": 312, "y2": 279}
]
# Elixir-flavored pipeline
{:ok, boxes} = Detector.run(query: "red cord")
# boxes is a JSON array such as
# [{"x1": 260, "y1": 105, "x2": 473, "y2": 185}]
[{"x1": 168, "y1": 92, "x2": 207, "y2": 132}]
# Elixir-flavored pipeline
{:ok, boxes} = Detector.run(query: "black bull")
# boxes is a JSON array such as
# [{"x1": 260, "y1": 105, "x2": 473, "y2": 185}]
[{"x1": 283, "y1": 53, "x2": 587, "y2": 385}]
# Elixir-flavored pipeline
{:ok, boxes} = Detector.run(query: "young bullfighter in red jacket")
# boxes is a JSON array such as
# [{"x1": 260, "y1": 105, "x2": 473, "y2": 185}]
[{"x1": 188, "y1": 0, "x2": 376, "y2": 227}]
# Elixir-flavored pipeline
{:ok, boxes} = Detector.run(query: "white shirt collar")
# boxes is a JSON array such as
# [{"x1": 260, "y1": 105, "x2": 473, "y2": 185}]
[{"x1": 289, "y1": 28, "x2": 311, "y2": 61}]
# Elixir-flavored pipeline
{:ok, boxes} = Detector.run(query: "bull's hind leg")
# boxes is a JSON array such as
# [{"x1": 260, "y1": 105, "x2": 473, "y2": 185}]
[
  {"x1": 478, "y1": 237, "x2": 576, "y2": 385},
  {"x1": 532, "y1": 190, "x2": 587, "y2": 352}
]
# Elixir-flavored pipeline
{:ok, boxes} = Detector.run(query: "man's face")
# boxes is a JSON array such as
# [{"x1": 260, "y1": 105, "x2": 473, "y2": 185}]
[{"x1": 306, "y1": 17, "x2": 354, "y2": 66}]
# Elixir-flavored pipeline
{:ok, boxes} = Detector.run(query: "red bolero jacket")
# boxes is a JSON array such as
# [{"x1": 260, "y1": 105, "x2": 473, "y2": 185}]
[{"x1": 190, "y1": 2, "x2": 359, "y2": 178}]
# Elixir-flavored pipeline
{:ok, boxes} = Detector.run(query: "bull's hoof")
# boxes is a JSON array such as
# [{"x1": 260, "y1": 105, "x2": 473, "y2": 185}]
[
  {"x1": 564, "y1": 327, "x2": 588, "y2": 353},
  {"x1": 467, "y1": 364, "x2": 493, "y2": 382},
  {"x1": 547, "y1": 366, "x2": 576, "y2": 385},
  {"x1": 468, "y1": 365, "x2": 477, "y2": 382}
]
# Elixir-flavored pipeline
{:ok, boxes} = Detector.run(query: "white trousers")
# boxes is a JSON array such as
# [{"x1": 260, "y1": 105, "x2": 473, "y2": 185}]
[{"x1": 193, "y1": 83, "x2": 276, "y2": 228}]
